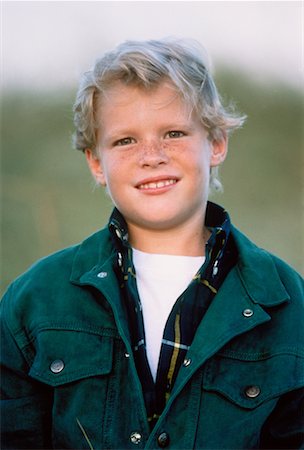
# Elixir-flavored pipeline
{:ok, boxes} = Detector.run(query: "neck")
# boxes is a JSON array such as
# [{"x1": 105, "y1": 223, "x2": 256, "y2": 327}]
[{"x1": 127, "y1": 215, "x2": 210, "y2": 257}]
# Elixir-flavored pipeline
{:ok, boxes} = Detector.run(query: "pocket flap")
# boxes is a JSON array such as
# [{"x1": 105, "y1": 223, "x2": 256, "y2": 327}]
[
  {"x1": 203, "y1": 353, "x2": 303, "y2": 409},
  {"x1": 29, "y1": 329, "x2": 113, "y2": 387}
]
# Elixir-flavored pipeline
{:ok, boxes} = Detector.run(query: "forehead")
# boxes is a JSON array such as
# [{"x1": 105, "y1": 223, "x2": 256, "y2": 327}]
[{"x1": 96, "y1": 80, "x2": 192, "y2": 117}]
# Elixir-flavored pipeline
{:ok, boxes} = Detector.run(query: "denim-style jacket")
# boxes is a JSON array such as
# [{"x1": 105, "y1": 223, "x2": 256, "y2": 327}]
[{"x1": 1, "y1": 221, "x2": 304, "y2": 449}]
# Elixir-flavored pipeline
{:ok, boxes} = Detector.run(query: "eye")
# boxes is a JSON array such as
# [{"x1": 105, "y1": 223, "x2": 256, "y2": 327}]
[
  {"x1": 114, "y1": 137, "x2": 136, "y2": 147},
  {"x1": 165, "y1": 130, "x2": 185, "y2": 139}
]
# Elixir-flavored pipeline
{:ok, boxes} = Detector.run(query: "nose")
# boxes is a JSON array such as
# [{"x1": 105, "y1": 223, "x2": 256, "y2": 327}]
[{"x1": 139, "y1": 140, "x2": 169, "y2": 168}]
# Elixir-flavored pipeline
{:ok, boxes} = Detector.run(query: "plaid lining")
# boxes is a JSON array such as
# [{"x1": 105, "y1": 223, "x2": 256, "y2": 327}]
[{"x1": 108, "y1": 202, "x2": 238, "y2": 427}]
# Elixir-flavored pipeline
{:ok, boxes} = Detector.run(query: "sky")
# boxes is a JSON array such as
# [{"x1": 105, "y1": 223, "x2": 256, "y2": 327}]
[{"x1": 1, "y1": 1, "x2": 303, "y2": 91}]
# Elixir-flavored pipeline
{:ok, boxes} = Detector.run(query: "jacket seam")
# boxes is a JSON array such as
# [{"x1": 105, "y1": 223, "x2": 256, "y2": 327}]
[
  {"x1": 30, "y1": 368, "x2": 112, "y2": 385},
  {"x1": 28, "y1": 323, "x2": 121, "y2": 338},
  {"x1": 218, "y1": 349, "x2": 304, "y2": 360},
  {"x1": 1, "y1": 285, "x2": 35, "y2": 368},
  {"x1": 203, "y1": 380, "x2": 304, "y2": 409}
]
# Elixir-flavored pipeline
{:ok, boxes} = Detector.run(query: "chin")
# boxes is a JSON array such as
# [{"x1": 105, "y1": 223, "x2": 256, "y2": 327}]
[{"x1": 133, "y1": 213, "x2": 186, "y2": 231}]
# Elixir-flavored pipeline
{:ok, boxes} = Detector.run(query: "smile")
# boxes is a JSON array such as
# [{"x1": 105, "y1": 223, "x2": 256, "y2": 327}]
[{"x1": 138, "y1": 179, "x2": 177, "y2": 190}]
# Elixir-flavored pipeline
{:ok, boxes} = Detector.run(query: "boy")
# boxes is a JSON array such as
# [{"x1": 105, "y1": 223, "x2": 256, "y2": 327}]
[{"x1": 1, "y1": 38, "x2": 303, "y2": 449}]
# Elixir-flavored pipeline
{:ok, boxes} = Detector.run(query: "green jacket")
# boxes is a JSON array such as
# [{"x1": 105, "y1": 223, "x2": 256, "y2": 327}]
[{"x1": 1, "y1": 224, "x2": 304, "y2": 449}]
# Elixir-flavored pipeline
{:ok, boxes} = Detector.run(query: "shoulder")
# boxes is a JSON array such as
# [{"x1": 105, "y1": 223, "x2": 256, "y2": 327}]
[
  {"x1": 4, "y1": 227, "x2": 110, "y2": 289},
  {"x1": 270, "y1": 253, "x2": 303, "y2": 292},
  {"x1": 3, "y1": 242, "x2": 79, "y2": 300},
  {"x1": 231, "y1": 225, "x2": 303, "y2": 301},
  {"x1": 231, "y1": 225, "x2": 303, "y2": 277},
  {"x1": 1, "y1": 244, "x2": 78, "y2": 307},
  {"x1": 1, "y1": 228, "x2": 112, "y2": 329}
]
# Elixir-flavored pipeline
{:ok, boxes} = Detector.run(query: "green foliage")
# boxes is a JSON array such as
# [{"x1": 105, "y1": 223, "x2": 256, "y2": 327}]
[{"x1": 1, "y1": 72, "x2": 303, "y2": 294}]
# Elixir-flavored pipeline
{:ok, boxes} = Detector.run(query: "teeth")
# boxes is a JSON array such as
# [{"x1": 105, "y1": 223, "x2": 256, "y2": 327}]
[{"x1": 139, "y1": 179, "x2": 177, "y2": 190}]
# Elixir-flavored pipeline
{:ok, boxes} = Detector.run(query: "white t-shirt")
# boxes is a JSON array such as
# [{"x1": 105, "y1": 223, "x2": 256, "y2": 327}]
[{"x1": 132, "y1": 248, "x2": 205, "y2": 381}]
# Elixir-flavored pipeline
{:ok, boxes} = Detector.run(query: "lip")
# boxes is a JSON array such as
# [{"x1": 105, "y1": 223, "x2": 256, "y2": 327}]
[{"x1": 135, "y1": 175, "x2": 180, "y2": 193}]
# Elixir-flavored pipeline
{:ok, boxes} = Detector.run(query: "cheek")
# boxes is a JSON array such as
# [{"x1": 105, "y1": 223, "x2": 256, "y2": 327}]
[
  {"x1": 164, "y1": 141, "x2": 188, "y2": 154},
  {"x1": 186, "y1": 152, "x2": 212, "y2": 187},
  {"x1": 100, "y1": 155, "x2": 122, "y2": 184},
  {"x1": 178, "y1": 145, "x2": 210, "y2": 171}
]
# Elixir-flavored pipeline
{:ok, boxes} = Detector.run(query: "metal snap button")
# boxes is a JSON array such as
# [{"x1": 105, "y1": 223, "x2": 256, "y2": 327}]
[
  {"x1": 130, "y1": 431, "x2": 142, "y2": 445},
  {"x1": 245, "y1": 385, "x2": 261, "y2": 398},
  {"x1": 183, "y1": 358, "x2": 192, "y2": 367},
  {"x1": 97, "y1": 271, "x2": 107, "y2": 278},
  {"x1": 157, "y1": 431, "x2": 170, "y2": 448},
  {"x1": 50, "y1": 359, "x2": 65, "y2": 374},
  {"x1": 117, "y1": 252, "x2": 123, "y2": 267},
  {"x1": 125, "y1": 353, "x2": 130, "y2": 358},
  {"x1": 242, "y1": 308, "x2": 254, "y2": 318}
]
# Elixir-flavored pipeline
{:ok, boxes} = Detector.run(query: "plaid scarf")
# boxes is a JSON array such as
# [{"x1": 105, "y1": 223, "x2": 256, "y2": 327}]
[{"x1": 108, "y1": 202, "x2": 238, "y2": 427}]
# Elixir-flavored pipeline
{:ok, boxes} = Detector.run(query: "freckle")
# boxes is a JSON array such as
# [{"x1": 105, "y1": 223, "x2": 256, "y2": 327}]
[
  {"x1": 118, "y1": 149, "x2": 137, "y2": 160},
  {"x1": 164, "y1": 142, "x2": 181, "y2": 152},
  {"x1": 163, "y1": 142, "x2": 175, "y2": 151}
]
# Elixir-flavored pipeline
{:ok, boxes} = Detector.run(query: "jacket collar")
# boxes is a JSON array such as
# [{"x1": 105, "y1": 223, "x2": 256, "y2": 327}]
[
  {"x1": 230, "y1": 225, "x2": 290, "y2": 307},
  {"x1": 69, "y1": 228, "x2": 133, "y2": 348},
  {"x1": 70, "y1": 227, "x2": 115, "y2": 284},
  {"x1": 70, "y1": 203, "x2": 289, "y2": 308}
]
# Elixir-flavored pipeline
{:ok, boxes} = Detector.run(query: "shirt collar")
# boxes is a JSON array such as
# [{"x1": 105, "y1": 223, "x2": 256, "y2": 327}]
[
  {"x1": 204, "y1": 202, "x2": 231, "y2": 269},
  {"x1": 108, "y1": 201, "x2": 231, "y2": 255},
  {"x1": 108, "y1": 208, "x2": 130, "y2": 249}
]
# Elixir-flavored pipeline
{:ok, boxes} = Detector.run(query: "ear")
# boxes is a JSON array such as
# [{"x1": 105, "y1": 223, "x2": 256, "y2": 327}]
[
  {"x1": 210, "y1": 135, "x2": 228, "y2": 167},
  {"x1": 85, "y1": 149, "x2": 107, "y2": 186}
]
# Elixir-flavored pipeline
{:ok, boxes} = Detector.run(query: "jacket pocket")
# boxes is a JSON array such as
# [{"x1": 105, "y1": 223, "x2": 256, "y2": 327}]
[
  {"x1": 203, "y1": 351, "x2": 304, "y2": 409},
  {"x1": 28, "y1": 328, "x2": 113, "y2": 386}
]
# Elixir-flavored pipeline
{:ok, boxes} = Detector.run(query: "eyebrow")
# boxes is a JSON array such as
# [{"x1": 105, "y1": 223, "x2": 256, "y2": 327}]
[{"x1": 104, "y1": 122, "x2": 196, "y2": 139}]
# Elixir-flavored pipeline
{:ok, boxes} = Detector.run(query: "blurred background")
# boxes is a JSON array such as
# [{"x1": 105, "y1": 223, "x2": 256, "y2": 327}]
[{"x1": 1, "y1": 1, "x2": 303, "y2": 295}]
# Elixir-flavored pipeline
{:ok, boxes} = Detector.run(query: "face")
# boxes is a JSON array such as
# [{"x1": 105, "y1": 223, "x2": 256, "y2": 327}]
[{"x1": 86, "y1": 81, "x2": 227, "y2": 235}]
